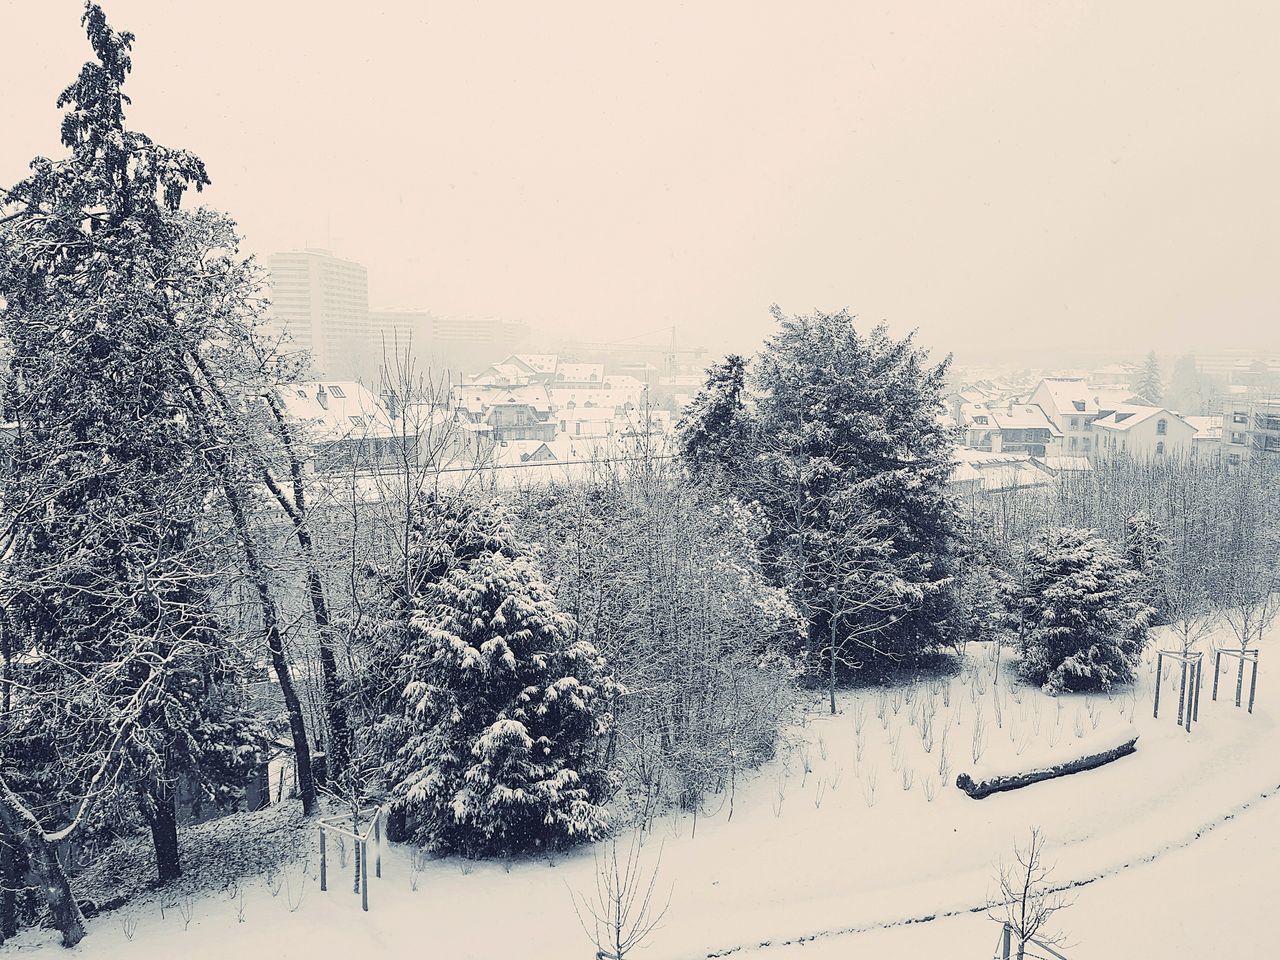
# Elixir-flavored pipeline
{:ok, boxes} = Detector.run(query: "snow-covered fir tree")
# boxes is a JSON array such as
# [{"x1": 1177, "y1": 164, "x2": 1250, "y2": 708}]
[
  {"x1": 1134, "y1": 351, "x2": 1163, "y2": 404},
  {"x1": 1010, "y1": 527, "x2": 1153, "y2": 694},
  {"x1": 370, "y1": 496, "x2": 621, "y2": 857},
  {"x1": 678, "y1": 307, "x2": 957, "y2": 668}
]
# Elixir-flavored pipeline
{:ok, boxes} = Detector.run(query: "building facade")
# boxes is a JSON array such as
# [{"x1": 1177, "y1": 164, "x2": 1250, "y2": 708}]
[
  {"x1": 1029, "y1": 378, "x2": 1139, "y2": 456},
  {"x1": 1220, "y1": 399, "x2": 1280, "y2": 463},
  {"x1": 1091, "y1": 406, "x2": 1195, "y2": 460},
  {"x1": 268, "y1": 249, "x2": 370, "y2": 379}
]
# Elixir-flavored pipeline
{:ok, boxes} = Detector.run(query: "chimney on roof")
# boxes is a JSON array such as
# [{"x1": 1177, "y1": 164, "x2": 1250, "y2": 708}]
[
  {"x1": 316, "y1": 383, "x2": 329, "y2": 410},
  {"x1": 382, "y1": 389, "x2": 399, "y2": 420}
]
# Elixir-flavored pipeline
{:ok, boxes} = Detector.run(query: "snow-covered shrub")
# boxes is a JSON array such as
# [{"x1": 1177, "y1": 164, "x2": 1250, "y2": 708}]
[
  {"x1": 1008, "y1": 527, "x2": 1152, "y2": 694},
  {"x1": 367, "y1": 495, "x2": 620, "y2": 857}
]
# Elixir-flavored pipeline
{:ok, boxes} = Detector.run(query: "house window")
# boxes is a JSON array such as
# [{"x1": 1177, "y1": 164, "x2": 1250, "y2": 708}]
[
  {"x1": 1156, "y1": 419, "x2": 1167, "y2": 435},
  {"x1": 329, "y1": 385, "x2": 347, "y2": 399},
  {"x1": 296, "y1": 389, "x2": 307, "y2": 399},
  {"x1": 1229, "y1": 453, "x2": 1241, "y2": 465},
  {"x1": 1069, "y1": 436, "x2": 1078, "y2": 450},
  {"x1": 1156, "y1": 441, "x2": 1165, "y2": 455},
  {"x1": 1232, "y1": 432, "x2": 1247, "y2": 444},
  {"x1": 1233, "y1": 412, "x2": 1248, "y2": 424},
  {"x1": 1070, "y1": 417, "x2": 1079, "y2": 429},
  {"x1": 1083, "y1": 437, "x2": 1091, "y2": 450}
]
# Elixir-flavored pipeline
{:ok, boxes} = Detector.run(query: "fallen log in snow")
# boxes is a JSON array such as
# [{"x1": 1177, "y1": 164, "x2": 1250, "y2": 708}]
[{"x1": 956, "y1": 734, "x2": 1139, "y2": 799}]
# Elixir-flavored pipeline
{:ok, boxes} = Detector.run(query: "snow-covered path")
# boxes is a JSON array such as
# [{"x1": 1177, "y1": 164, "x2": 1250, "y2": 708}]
[
  {"x1": 6, "y1": 632, "x2": 1276, "y2": 959},
  {"x1": 740, "y1": 777, "x2": 1280, "y2": 959}
]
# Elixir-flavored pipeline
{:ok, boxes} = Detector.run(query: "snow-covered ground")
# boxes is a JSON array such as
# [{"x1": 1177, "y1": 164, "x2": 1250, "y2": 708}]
[{"x1": 7, "y1": 626, "x2": 1276, "y2": 959}]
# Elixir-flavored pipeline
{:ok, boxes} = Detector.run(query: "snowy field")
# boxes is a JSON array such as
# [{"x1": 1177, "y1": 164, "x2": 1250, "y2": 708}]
[{"x1": 7, "y1": 625, "x2": 1276, "y2": 959}]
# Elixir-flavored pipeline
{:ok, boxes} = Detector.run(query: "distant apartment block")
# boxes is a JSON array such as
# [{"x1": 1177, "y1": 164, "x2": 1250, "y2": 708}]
[
  {"x1": 1220, "y1": 398, "x2": 1280, "y2": 463},
  {"x1": 368, "y1": 308, "x2": 434, "y2": 358},
  {"x1": 268, "y1": 249, "x2": 370, "y2": 378}
]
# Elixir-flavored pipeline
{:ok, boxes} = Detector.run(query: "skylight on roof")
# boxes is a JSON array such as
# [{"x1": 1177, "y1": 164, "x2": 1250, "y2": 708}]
[{"x1": 329, "y1": 385, "x2": 347, "y2": 398}]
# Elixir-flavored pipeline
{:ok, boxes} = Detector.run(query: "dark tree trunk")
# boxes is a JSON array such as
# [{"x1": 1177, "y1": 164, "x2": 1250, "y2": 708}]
[
  {"x1": 146, "y1": 786, "x2": 182, "y2": 884},
  {"x1": 266, "y1": 396, "x2": 351, "y2": 780},
  {"x1": 0, "y1": 830, "x2": 17, "y2": 941},
  {"x1": 0, "y1": 779, "x2": 84, "y2": 947},
  {"x1": 385, "y1": 805, "x2": 407, "y2": 843},
  {"x1": 303, "y1": 562, "x2": 349, "y2": 778},
  {"x1": 223, "y1": 484, "x2": 318, "y2": 816}
]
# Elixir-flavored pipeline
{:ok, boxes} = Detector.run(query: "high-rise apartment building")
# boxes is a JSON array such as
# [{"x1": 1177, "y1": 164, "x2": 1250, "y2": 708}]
[{"x1": 268, "y1": 249, "x2": 370, "y2": 378}]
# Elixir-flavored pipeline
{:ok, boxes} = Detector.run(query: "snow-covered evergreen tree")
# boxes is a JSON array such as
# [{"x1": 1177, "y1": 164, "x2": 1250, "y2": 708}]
[
  {"x1": 678, "y1": 307, "x2": 957, "y2": 666},
  {"x1": 371, "y1": 496, "x2": 620, "y2": 856},
  {"x1": 1134, "y1": 352, "x2": 1163, "y2": 404},
  {"x1": 1010, "y1": 527, "x2": 1152, "y2": 694},
  {"x1": 676, "y1": 354, "x2": 750, "y2": 482},
  {"x1": 0, "y1": 3, "x2": 276, "y2": 913}
]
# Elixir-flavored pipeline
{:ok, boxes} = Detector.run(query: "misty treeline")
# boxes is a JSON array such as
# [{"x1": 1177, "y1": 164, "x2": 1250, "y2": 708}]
[{"x1": 2, "y1": 3, "x2": 1279, "y2": 951}]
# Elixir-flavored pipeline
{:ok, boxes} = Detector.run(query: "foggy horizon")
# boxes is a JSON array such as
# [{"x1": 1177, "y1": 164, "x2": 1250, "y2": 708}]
[{"x1": 4, "y1": 0, "x2": 1279, "y2": 366}]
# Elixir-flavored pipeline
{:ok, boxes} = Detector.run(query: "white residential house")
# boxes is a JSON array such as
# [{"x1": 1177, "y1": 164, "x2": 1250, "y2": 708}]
[
  {"x1": 1028, "y1": 378, "x2": 1140, "y2": 455},
  {"x1": 1091, "y1": 405, "x2": 1195, "y2": 460},
  {"x1": 962, "y1": 402, "x2": 1062, "y2": 457}
]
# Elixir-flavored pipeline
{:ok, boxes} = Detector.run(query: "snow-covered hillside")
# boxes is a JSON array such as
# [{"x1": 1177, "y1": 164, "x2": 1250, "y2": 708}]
[{"x1": 7, "y1": 625, "x2": 1276, "y2": 959}]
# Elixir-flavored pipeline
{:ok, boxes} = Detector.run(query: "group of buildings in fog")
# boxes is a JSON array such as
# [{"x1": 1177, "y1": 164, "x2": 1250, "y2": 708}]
[
  {"x1": 946, "y1": 369, "x2": 1280, "y2": 498},
  {"x1": 265, "y1": 247, "x2": 707, "y2": 480},
  {"x1": 265, "y1": 248, "x2": 1280, "y2": 492}
]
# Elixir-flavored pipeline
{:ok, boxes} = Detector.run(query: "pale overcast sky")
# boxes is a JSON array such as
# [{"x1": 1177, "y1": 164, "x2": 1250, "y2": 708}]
[{"x1": 3, "y1": 1, "x2": 1278, "y2": 362}]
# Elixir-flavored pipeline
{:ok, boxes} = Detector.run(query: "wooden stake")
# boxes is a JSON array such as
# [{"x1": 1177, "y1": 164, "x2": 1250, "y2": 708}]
[
  {"x1": 1192, "y1": 656, "x2": 1202, "y2": 723},
  {"x1": 1184, "y1": 675, "x2": 1192, "y2": 732},
  {"x1": 1153, "y1": 653, "x2": 1163, "y2": 718},
  {"x1": 374, "y1": 809, "x2": 382, "y2": 879},
  {"x1": 1249, "y1": 655, "x2": 1259, "y2": 714},
  {"x1": 1213, "y1": 650, "x2": 1222, "y2": 701},
  {"x1": 319, "y1": 827, "x2": 327, "y2": 892},
  {"x1": 361, "y1": 840, "x2": 369, "y2": 912},
  {"x1": 1177, "y1": 659, "x2": 1188, "y2": 727}
]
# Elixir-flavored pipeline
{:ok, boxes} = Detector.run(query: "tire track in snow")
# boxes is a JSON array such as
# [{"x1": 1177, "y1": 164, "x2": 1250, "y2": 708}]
[{"x1": 701, "y1": 779, "x2": 1280, "y2": 957}]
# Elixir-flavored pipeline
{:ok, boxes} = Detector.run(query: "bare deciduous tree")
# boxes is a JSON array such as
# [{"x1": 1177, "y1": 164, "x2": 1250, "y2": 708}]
[
  {"x1": 571, "y1": 835, "x2": 672, "y2": 960},
  {"x1": 988, "y1": 828, "x2": 1074, "y2": 960}
]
